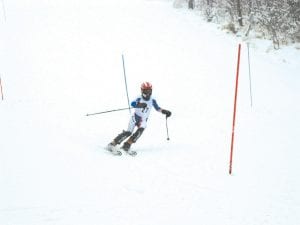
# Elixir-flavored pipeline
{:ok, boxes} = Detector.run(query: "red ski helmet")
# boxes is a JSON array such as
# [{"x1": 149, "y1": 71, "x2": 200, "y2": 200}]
[
  {"x1": 141, "y1": 82, "x2": 152, "y2": 90},
  {"x1": 141, "y1": 82, "x2": 152, "y2": 100}
]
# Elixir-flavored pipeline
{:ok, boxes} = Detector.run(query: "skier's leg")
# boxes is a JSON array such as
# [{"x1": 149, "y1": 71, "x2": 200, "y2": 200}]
[
  {"x1": 106, "y1": 130, "x2": 131, "y2": 154},
  {"x1": 109, "y1": 115, "x2": 136, "y2": 146},
  {"x1": 112, "y1": 130, "x2": 132, "y2": 145},
  {"x1": 127, "y1": 115, "x2": 137, "y2": 133},
  {"x1": 122, "y1": 125, "x2": 145, "y2": 151},
  {"x1": 130, "y1": 127, "x2": 145, "y2": 143},
  {"x1": 127, "y1": 118, "x2": 147, "y2": 145}
]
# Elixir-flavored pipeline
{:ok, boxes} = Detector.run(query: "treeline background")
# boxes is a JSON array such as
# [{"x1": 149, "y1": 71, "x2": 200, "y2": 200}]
[{"x1": 174, "y1": 0, "x2": 300, "y2": 49}]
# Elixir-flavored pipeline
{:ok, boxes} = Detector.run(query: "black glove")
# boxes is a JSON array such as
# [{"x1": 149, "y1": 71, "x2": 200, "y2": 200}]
[
  {"x1": 136, "y1": 102, "x2": 147, "y2": 109},
  {"x1": 161, "y1": 109, "x2": 171, "y2": 118}
]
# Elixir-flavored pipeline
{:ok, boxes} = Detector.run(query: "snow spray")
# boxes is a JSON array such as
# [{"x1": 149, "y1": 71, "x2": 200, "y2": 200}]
[{"x1": 229, "y1": 44, "x2": 241, "y2": 175}]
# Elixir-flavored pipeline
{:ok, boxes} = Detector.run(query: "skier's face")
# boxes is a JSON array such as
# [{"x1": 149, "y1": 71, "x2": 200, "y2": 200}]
[{"x1": 141, "y1": 89, "x2": 152, "y2": 100}]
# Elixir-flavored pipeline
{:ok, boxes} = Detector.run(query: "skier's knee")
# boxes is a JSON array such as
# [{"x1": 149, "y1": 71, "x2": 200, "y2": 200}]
[
  {"x1": 131, "y1": 127, "x2": 144, "y2": 143},
  {"x1": 123, "y1": 131, "x2": 132, "y2": 136},
  {"x1": 114, "y1": 130, "x2": 132, "y2": 144}
]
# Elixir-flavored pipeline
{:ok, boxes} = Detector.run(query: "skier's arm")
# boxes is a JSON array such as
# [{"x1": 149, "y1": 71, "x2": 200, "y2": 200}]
[
  {"x1": 153, "y1": 99, "x2": 172, "y2": 117},
  {"x1": 131, "y1": 98, "x2": 147, "y2": 108},
  {"x1": 152, "y1": 99, "x2": 161, "y2": 111}
]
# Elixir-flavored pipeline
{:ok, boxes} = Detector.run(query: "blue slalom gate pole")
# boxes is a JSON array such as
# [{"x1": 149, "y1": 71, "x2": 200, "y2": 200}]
[
  {"x1": 122, "y1": 54, "x2": 131, "y2": 114},
  {"x1": 247, "y1": 42, "x2": 253, "y2": 107}
]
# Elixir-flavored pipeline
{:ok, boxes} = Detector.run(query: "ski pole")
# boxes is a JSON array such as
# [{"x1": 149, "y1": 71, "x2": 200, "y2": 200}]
[
  {"x1": 165, "y1": 117, "x2": 170, "y2": 141},
  {"x1": 86, "y1": 107, "x2": 132, "y2": 116}
]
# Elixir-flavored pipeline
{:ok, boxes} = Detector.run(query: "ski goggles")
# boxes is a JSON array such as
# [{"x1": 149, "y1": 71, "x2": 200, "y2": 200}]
[{"x1": 142, "y1": 89, "x2": 152, "y2": 95}]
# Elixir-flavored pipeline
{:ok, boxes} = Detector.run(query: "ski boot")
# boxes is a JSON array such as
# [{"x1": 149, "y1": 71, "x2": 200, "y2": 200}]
[
  {"x1": 121, "y1": 142, "x2": 137, "y2": 156},
  {"x1": 105, "y1": 142, "x2": 122, "y2": 156}
]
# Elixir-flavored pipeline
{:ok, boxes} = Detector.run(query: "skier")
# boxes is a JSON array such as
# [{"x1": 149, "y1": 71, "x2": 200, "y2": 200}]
[{"x1": 106, "y1": 82, "x2": 171, "y2": 156}]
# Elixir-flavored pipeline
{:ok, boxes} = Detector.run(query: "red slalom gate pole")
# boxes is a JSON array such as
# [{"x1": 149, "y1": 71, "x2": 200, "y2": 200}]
[
  {"x1": 229, "y1": 43, "x2": 241, "y2": 175},
  {"x1": 0, "y1": 76, "x2": 3, "y2": 100}
]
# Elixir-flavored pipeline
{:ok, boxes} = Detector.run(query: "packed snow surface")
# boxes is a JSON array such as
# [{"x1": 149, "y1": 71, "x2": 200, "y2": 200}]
[{"x1": 1, "y1": 0, "x2": 300, "y2": 225}]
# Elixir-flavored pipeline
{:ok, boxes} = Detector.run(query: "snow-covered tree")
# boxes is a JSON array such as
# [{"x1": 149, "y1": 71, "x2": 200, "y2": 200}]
[{"x1": 177, "y1": 0, "x2": 300, "y2": 48}]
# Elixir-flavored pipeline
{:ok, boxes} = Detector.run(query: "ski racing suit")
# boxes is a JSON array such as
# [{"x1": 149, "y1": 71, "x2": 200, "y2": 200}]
[{"x1": 127, "y1": 95, "x2": 161, "y2": 132}]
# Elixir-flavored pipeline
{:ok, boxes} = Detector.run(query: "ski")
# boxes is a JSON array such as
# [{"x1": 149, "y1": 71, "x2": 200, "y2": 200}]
[
  {"x1": 111, "y1": 149, "x2": 122, "y2": 156},
  {"x1": 125, "y1": 150, "x2": 137, "y2": 157},
  {"x1": 105, "y1": 144, "x2": 137, "y2": 156},
  {"x1": 105, "y1": 145, "x2": 122, "y2": 156}
]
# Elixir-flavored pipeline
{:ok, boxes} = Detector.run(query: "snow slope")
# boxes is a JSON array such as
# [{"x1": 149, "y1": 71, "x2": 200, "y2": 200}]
[{"x1": 1, "y1": 0, "x2": 300, "y2": 224}]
